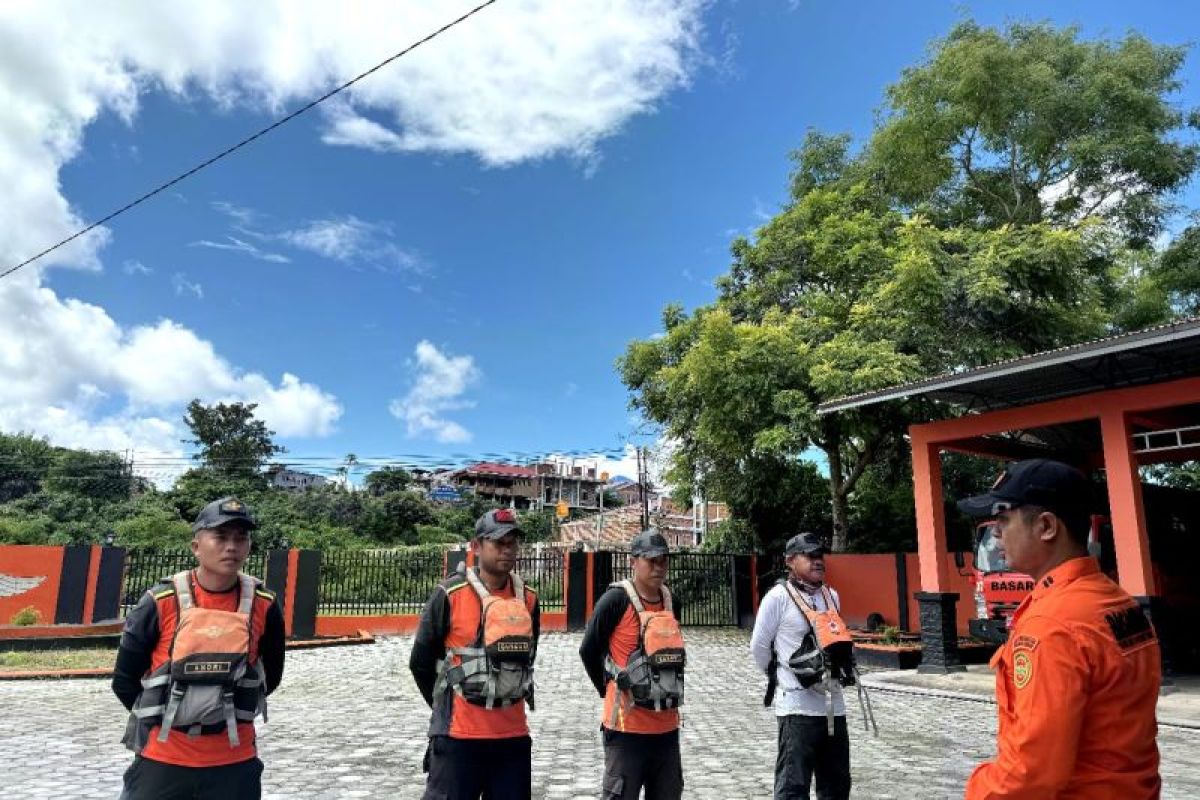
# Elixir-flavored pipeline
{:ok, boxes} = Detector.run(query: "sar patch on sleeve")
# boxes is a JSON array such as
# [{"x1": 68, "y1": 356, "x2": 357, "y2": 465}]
[
  {"x1": 1011, "y1": 634, "x2": 1039, "y2": 652},
  {"x1": 1013, "y1": 650, "x2": 1034, "y2": 689},
  {"x1": 1105, "y1": 605, "x2": 1157, "y2": 653}
]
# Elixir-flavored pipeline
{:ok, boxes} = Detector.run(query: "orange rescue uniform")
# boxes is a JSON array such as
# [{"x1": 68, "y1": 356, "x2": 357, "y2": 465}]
[{"x1": 966, "y1": 557, "x2": 1161, "y2": 799}]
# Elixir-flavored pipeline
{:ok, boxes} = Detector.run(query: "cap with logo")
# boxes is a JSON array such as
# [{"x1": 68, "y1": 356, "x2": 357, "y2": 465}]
[
  {"x1": 957, "y1": 459, "x2": 1092, "y2": 520},
  {"x1": 475, "y1": 508, "x2": 524, "y2": 540},
  {"x1": 630, "y1": 528, "x2": 670, "y2": 558},
  {"x1": 192, "y1": 497, "x2": 257, "y2": 533},
  {"x1": 784, "y1": 532, "x2": 826, "y2": 557}
]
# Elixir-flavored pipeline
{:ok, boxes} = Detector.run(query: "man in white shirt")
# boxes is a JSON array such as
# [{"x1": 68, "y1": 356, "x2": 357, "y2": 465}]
[{"x1": 750, "y1": 532, "x2": 851, "y2": 800}]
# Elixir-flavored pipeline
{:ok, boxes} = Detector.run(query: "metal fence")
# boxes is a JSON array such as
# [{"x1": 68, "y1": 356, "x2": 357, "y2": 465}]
[
  {"x1": 517, "y1": 547, "x2": 565, "y2": 612},
  {"x1": 121, "y1": 549, "x2": 268, "y2": 616},
  {"x1": 597, "y1": 550, "x2": 738, "y2": 626},
  {"x1": 318, "y1": 549, "x2": 447, "y2": 615}
]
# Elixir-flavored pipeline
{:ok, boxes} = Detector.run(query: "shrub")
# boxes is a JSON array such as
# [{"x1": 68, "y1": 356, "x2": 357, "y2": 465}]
[{"x1": 9, "y1": 606, "x2": 41, "y2": 626}]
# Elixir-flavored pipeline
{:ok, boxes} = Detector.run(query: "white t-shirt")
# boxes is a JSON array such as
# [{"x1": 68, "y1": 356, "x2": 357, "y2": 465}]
[{"x1": 749, "y1": 581, "x2": 847, "y2": 718}]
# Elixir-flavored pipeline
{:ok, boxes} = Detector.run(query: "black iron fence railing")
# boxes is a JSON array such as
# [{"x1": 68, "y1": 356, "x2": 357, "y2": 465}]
[
  {"x1": 118, "y1": 547, "x2": 740, "y2": 625},
  {"x1": 597, "y1": 550, "x2": 738, "y2": 626},
  {"x1": 516, "y1": 548, "x2": 565, "y2": 612},
  {"x1": 318, "y1": 549, "x2": 446, "y2": 615},
  {"x1": 121, "y1": 549, "x2": 267, "y2": 616}
]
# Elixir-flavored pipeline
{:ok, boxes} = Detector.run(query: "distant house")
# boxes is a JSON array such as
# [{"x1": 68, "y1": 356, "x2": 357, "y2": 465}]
[
  {"x1": 449, "y1": 460, "x2": 607, "y2": 511},
  {"x1": 556, "y1": 498, "x2": 730, "y2": 549},
  {"x1": 606, "y1": 478, "x2": 661, "y2": 511},
  {"x1": 267, "y1": 466, "x2": 328, "y2": 491}
]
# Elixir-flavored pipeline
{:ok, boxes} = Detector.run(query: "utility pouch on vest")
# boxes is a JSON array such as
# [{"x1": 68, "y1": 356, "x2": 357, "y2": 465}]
[
  {"x1": 437, "y1": 569, "x2": 535, "y2": 710},
  {"x1": 606, "y1": 580, "x2": 686, "y2": 723},
  {"x1": 126, "y1": 572, "x2": 267, "y2": 752}
]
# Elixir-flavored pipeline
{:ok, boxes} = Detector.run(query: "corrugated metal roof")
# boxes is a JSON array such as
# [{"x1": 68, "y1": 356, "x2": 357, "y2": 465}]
[
  {"x1": 455, "y1": 462, "x2": 538, "y2": 478},
  {"x1": 817, "y1": 316, "x2": 1200, "y2": 415}
]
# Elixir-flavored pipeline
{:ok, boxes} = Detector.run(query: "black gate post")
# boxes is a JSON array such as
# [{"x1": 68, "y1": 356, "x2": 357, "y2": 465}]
[
  {"x1": 265, "y1": 549, "x2": 290, "y2": 615},
  {"x1": 567, "y1": 548, "x2": 588, "y2": 630},
  {"x1": 446, "y1": 548, "x2": 468, "y2": 577},
  {"x1": 291, "y1": 550, "x2": 321, "y2": 639},
  {"x1": 732, "y1": 554, "x2": 754, "y2": 628},
  {"x1": 593, "y1": 551, "x2": 614, "y2": 605}
]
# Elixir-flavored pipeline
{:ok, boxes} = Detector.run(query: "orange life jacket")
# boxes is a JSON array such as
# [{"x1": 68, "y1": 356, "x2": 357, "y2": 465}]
[
  {"x1": 436, "y1": 567, "x2": 535, "y2": 710},
  {"x1": 126, "y1": 571, "x2": 267, "y2": 751},
  {"x1": 605, "y1": 580, "x2": 686, "y2": 725}
]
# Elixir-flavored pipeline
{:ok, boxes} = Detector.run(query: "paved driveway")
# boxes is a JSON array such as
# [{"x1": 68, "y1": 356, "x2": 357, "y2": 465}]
[{"x1": 2, "y1": 629, "x2": 1197, "y2": 798}]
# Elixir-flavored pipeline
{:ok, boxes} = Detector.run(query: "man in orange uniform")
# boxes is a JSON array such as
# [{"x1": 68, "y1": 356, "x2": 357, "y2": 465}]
[
  {"x1": 410, "y1": 508, "x2": 541, "y2": 800},
  {"x1": 959, "y1": 459, "x2": 1161, "y2": 799},
  {"x1": 112, "y1": 497, "x2": 285, "y2": 800},
  {"x1": 579, "y1": 529, "x2": 686, "y2": 800}
]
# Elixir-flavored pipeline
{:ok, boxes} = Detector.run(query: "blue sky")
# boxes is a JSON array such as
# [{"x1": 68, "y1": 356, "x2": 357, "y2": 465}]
[{"x1": 3, "y1": 1, "x2": 1198, "y2": 484}]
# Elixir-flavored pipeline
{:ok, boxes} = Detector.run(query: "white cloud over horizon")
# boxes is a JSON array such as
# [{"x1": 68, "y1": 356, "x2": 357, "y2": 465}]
[
  {"x1": 0, "y1": 0, "x2": 707, "y2": 455},
  {"x1": 389, "y1": 341, "x2": 480, "y2": 443}
]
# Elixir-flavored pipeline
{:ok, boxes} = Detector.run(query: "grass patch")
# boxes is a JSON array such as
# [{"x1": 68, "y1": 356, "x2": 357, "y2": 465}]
[{"x1": 0, "y1": 648, "x2": 116, "y2": 672}]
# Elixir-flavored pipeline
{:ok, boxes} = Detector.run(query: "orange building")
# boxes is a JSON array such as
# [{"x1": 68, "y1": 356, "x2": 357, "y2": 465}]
[{"x1": 819, "y1": 317, "x2": 1200, "y2": 674}]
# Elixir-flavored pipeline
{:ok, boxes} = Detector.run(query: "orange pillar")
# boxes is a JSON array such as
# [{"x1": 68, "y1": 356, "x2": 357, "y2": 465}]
[
  {"x1": 912, "y1": 432, "x2": 949, "y2": 592},
  {"x1": 1099, "y1": 409, "x2": 1155, "y2": 597},
  {"x1": 81, "y1": 545, "x2": 102, "y2": 624}
]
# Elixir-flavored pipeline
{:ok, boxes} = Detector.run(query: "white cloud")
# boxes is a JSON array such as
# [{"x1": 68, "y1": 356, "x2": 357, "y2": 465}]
[
  {"x1": 0, "y1": 0, "x2": 705, "y2": 454},
  {"x1": 276, "y1": 216, "x2": 423, "y2": 273},
  {"x1": 123, "y1": 259, "x2": 152, "y2": 276},
  {"x1": 189, "y1": 236, "x2": 291, "y2": 263},
  {"x1": 564, "y1": 381, "x2": 579, "y2": 398},
  {"x1": 389, "y1": 341, "x2": 480, "y2": 443},
  {"x1": 0, "y1": 278, "x2": 343, "y2": 452},
  {"x1": 171, "y1": 272, "x2": 203, "y2": 299}
]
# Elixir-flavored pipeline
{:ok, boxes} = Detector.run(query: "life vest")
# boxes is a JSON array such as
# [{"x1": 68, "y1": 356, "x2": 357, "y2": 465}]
[
  {"x1": 605, "y1": 580, "x2": 686, "y2": 726},
  {"x1": 779, "y1": 581, "x2": 877, "y2": 737},
  {"x1": 126, "y1": 571, "x2": 267, "y2": 751},
  {"x1": 435, "y1": 568, "x2": 535, "y2": 710}
]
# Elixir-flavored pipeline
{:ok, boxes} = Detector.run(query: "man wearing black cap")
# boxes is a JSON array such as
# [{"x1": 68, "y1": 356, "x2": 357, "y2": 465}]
[
  {"x1": 410, "y1": 508, "x2": 540, "y2": 800},
  {"x1": 750, "y1": 532, "x2": 851, "y2": 800},
  {"x1": 112, "y1": 497, "x2": 285, "y2": 799},
  {"x1": 959, "y1": 459, "x2": 1162, "y2": 799},
  {"x1": 579, "y1": 529, "x2": 686, "y2": 799}
]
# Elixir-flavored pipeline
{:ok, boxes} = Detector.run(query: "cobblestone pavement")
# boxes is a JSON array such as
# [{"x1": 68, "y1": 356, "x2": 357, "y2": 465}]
[{"x1": 2, "y1": 629, "x2": 1198, "y2": 798}]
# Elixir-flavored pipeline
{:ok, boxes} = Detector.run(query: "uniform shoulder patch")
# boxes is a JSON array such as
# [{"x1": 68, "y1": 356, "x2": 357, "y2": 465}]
[
  {"x1": 1105, "y1": 604, "x2": 1156, "y2": 653},
  {"x1": 152, "y1": 586, "x2": 176, "y2": 600},
  {"x1": 522, "y1": 583, "x2": 538, "y2": 596},
  {"x1": 1011, "y1": 634, "x2": 1039, "y2": 652},
  {"x1": 255, "y1": 588, "x2": 276, "y2": 601},
  {"x1": 445, "y1": 580, "x2": 470, "y2": 595},
  {"x1": 1012, "y1": 650, "x2": 1034, "y2": 690}
]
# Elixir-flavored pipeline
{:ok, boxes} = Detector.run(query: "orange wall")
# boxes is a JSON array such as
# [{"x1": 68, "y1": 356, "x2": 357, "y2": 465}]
[
  {"x1": 824, "y1": 554, "x2": 901, "y2": 628},
  {"x1": 0, "y1": 546, "x2": 64, "y2": 625},
  {"x1": 804, "y1": 552, "x2": 975, "y2": 635}
]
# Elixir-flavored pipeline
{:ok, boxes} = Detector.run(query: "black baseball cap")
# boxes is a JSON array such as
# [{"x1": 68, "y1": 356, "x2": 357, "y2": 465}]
[
  {"x1": 785, "y1": 532, "x2": 826, "y2": 557},
  {"x1": 475, "y1": 508, "x2": 524, "y2": 540},
  {"x1": 192, "y1": 497, "x2": 257, "y2": 533},
  {"x1": 630, "y1": 529, "x2": 669, "y2": 558},
  {"x1": 958, "y1": 459, "x2": 1092, "y2": 520}
]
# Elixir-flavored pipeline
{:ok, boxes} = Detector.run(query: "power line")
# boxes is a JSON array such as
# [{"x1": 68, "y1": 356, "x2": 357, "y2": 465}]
[{"x1": 0, "y1": 0, "x2": 499, "y2": 282}]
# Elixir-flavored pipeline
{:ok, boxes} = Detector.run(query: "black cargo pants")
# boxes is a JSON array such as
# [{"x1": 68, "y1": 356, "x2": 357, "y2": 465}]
[
  {"x1": 119, "y1": 755, "x2": 263, "y2": 800},
  {"x1": 422, "y1": 734, "x2": 532, "y2": 799},
  {"x1": 601, "y1": 728, "x2": 683, "y2": 800},
  {"x1": 774, "y1": 714, "x2": 851, "y2": 800}
]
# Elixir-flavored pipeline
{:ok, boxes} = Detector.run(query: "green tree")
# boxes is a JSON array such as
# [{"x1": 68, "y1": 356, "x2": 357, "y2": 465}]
[
  {"x1": 183, "y1": 400, "x2": 283, "y2": 480},
  {"x1": 870, "y1": 21, "x2": 1198, "y2": 244},
  {"x1": 0, "y1": 433, "x2": 54, "y2": 503},
  {"x1": 364, "y1": 491, "x2": 437, "y2": 545},
  {"x1": 44, "y1": 449, "x2": 130, "y2": 504},
  {"x1": 364, "y1": 467, "x2": 413, "y2": 497},
  {"x1": 620, "y1": 20, "x2": 1197, "y2": 552}
]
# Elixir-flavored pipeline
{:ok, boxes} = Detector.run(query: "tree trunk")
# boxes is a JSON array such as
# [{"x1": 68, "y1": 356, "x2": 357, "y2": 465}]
[{"x1": 823, "y1": 420, "x2": 850, "y2": 553}]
